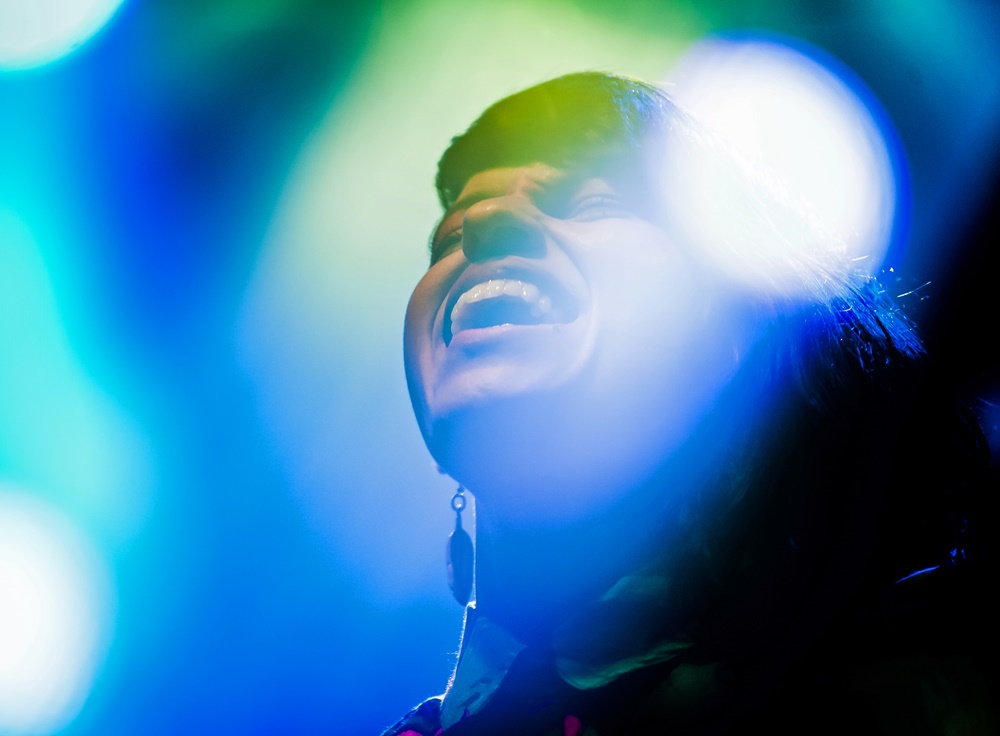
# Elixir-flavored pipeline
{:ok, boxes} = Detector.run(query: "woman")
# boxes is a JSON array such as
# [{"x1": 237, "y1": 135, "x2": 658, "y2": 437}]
[{"x1": 384, "y1": 72, "x2": 997, "y2": 735}]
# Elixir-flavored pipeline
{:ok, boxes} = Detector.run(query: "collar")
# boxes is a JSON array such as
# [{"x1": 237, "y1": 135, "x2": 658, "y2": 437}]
[
  {"x1": 441, "y1": 566, "x2": 697, "y2": 730},
  {"x1": 440, "y1": 605, "x2": 524, "y2": 730}
]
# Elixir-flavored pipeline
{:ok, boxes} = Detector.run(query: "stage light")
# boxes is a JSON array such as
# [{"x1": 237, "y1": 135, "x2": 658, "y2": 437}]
[
  {"x1": 661, "y1": 35, "x2": 906, "y2": 299},
  {"x1": 0, "y1": 489, "x2": 113, "y2": 735},
  {"x1": 0, "y1": 0, "x2": 126, "y2": 70}
]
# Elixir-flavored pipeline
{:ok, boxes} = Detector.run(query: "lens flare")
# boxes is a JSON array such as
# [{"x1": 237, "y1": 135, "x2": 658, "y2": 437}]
[
  {"x1": 0, "y1": 489, "x2": 113, "y2": 735},
  {"x1": 0, "y1": 0, "x2": 126, "y2": 70},
  {"x1": 661, "y1": 34, "x2": 906, "y2": 298}
]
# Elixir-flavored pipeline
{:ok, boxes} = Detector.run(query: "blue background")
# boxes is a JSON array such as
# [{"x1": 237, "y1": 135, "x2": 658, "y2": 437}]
[{"x1": 1, "y1": 1, "x2": 999, "y2": 734}]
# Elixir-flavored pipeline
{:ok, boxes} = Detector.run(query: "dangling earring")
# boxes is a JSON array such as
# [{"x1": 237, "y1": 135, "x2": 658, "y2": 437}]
[{"x1": 447, "y1": 485, "x2": 475, "y2": 607}]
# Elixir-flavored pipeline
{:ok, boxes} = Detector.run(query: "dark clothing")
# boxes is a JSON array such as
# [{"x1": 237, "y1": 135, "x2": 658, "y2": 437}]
[{"x1": 382, "y1": 563, "x2": 998, "y2": 735}]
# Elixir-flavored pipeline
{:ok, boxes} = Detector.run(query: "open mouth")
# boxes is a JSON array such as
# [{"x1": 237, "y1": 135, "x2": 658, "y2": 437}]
[{"x1": 445, "y1": 278, "x2": 577, "y2": 345}]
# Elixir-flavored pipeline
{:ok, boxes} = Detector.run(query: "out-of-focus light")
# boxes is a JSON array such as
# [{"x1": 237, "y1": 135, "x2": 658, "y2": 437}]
[
  {"x1": 237, "y1": 0, "x2": 692, "y2": 604},
  {"x1": 0, "y1": 209, "x2": 152, "y2": 541},
  {"x1": 661, "y1": 35, "x2": 905, "y2": 299},
  {"x1": 0, "y1": 0, "x2": 126, "y2": 70},
  {"x1": 0, "y1": 488, "x2": 113, "y2": 735}
]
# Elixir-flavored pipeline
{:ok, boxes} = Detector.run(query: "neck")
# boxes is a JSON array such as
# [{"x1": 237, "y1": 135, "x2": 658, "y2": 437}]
[
  {"x1": 469, "y1": 478, "x2": 668, "y2": 647},
  {"x1": 459, "y1": 385, "x2": 754, "y2": 648}
]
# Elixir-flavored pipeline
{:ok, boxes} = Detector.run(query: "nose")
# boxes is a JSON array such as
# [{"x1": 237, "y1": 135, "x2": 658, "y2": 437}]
[{"x1": 461, "y1": 195, "x2": 546, "y2": 262}]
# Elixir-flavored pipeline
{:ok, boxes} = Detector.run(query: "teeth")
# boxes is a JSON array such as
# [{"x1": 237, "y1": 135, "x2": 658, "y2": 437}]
[
  {"x1": 457, "y1": 279, "x2": 546, "y2": 307},
  {"x1": 450, "y1": 278, "x2": 554, "y2": 334}
]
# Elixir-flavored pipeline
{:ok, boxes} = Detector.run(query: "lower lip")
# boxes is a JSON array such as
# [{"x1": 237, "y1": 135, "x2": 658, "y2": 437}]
[{"x1": 447, "y1": 321, "x2": 570, "y2": 350}]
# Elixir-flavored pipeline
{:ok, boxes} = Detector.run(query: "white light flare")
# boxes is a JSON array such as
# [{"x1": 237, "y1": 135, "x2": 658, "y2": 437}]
[
  {"x1": 661, "y1": 35, "x2": 904, "y2": 299},
  {"x1": 0, "y1": 488, "x2": 114, "y2": 735},
  {"x1": 0, "y1": 0, "x2": 126, "y2": 70}
]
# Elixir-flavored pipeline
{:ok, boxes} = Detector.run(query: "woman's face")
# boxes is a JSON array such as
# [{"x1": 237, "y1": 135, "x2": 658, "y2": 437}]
[{"x1": 404, "y1": 162, "x2": 747, "y2": 515}]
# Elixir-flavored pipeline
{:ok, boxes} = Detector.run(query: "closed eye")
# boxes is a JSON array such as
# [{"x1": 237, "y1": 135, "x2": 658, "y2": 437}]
[
  {"x1": 565, "y1": 194, "x2": 631, "y2": 221},
  {"x1": 430, "y1": 224, "x2": 463, "y2": 264}
]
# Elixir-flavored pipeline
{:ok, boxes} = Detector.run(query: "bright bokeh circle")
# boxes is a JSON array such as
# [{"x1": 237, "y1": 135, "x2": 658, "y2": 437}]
[
  {"x1": 0, "y1": 0, "x2": 126, "y2": 70},
  {"x1": 0, "y1": 488, "x2": 113, "y2": 735},
  {"x1": 662, "y1": 35, "x2": 905, "y2": 298}
]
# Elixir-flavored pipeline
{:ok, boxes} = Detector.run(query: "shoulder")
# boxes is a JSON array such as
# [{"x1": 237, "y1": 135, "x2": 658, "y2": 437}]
[{"x1": 379, "y1": 696, "x2": 443, "y2": 736}]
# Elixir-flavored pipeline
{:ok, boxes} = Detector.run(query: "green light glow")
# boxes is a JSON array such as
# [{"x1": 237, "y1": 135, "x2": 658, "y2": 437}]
[{"x1": 238, "y1": 0, "x2": 706, "y2": 600}]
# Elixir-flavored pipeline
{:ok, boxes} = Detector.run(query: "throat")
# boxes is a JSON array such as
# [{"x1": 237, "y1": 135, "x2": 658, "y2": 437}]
[{"x1": 471, "y1": 490, "x2": 666, "y2": 647}]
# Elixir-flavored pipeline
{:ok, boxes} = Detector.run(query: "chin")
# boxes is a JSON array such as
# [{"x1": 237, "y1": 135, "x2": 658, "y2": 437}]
[
  {"x1": 408, "y1": 316, "x2": 747, "y2": 523},
  {"x1": 422, "y1": 384, "x2": 689, "y2": 523}
]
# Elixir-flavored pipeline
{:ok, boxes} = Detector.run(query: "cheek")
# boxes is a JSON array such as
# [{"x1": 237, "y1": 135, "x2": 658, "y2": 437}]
[
  {"x1": 403, "y1": 278, "x2": 436, "y2": 376},
  {"x1": 584, "y1": 232, "x2": 733, "y2": 398},
  {"x1": 402, "y1": 264, "x2": 457, "y2": 406},
  {"x1": 586, "y1": 236, "x2": 702, "y2": 338},
  {"x1": 405, "y1": 262, "x2": 449, "y2": 334}
]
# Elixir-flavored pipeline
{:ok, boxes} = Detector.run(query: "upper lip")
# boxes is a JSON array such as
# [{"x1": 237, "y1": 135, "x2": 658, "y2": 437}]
[{"x1": 442, "y1": 260, "x2": 581, "y2": 345}]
